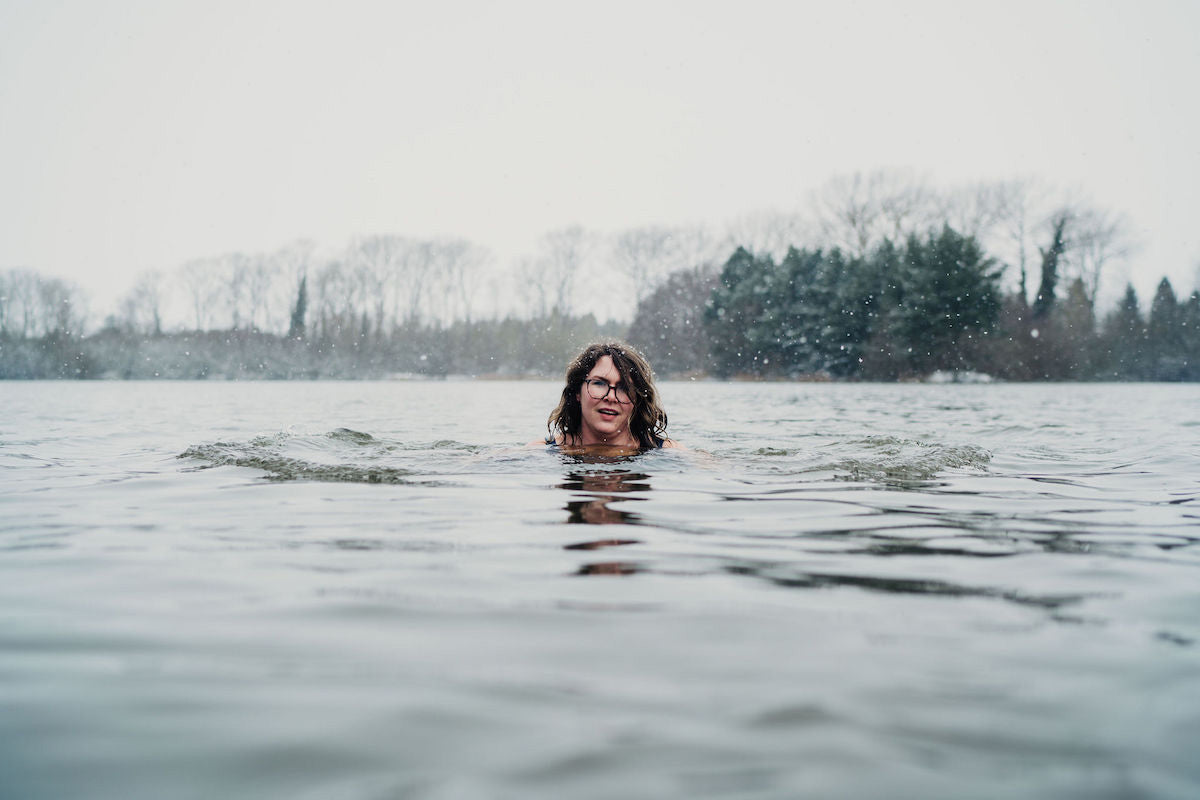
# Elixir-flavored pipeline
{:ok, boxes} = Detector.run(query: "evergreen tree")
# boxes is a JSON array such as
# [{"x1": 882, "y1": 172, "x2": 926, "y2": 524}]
[
  {"x1": 1180, "y1": 291, "x2": 1200, "y2": 380},
  {"x1": 807, "y1": 248, "x2": 865, "y2": 376},
  {"x1": 1032, "y1": 213, "x2": 1068, "y2": 320},
  {"x1": 1097, "y1": 283, "x2": 1143, "y2": 379},
  {"x1": 1147, "y1": 277, "x2": 1185, "y2": 379},
  {"x1": 704, "y1": 248, "x2": 779, "y2": 377},
  {"x1": 858, "y1": 240, "x2": 906, "y2": 379},
  {"x1": 892, "y1": 226, "x2": 1002, "y2": 375},
  {"x1": 1051, "y1": 278, "x2": 1098, "y2": 379},
  {"x1": 287, "y1": 275, "x2": 308, "y2": 340},
  {"x1": 776, "y1": 247, "x2": 837, "y2": 375},
  {"x1": 627, "y1": 266, "x2": 719, "y2": 376}
]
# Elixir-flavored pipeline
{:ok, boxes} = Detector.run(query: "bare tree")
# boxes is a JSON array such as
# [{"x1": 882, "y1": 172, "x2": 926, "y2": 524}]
[
  {"x1": 941, "y1": 181, "x2": 1014, "y2": 242},
  {"x1": 243, "y1": 255, "x2": 279, "y2": 333},
  {"x1": 610, "y1": 226, "x2": 683, "y2": 304},
  {"x1": 117, "y1": 270, "x2": 166, "y2": 334},
  {"x1": 720, "y1": 212, "x2": 810, "y2": 264},
  {"x1": 429, "y1": 237, "x2": 491, "y2": 323},
  {"x1": 970, "y1": 178, "x2": 1068, "y2": 303},
  {"x1": 514, "y1": 255, "x2": 550, "y2": 318},
  {"x1": 268, "y1": 240, "x2": 318, "y2": 333},
  {"x1": 35, "y1": 276, "x2": 85, "y2": 336},
  {"x1": 312, "y1": 259, "x2": 361, "y2": 341},
  {"x1": 0, "y1": 269, "x2": 39, "y2": 337},
  {"x1": 518, "y1": 225, "x2": 592, "y2": 317},
  {"x1": 181, "y1": 252, "x2": 254, "y2": 330},
  {"x1": 398, "y1": 239, "x2": 436, "y2": 326},
  {"x1": 179, "y1": 258, "x2": 223, "y2": 331},
  {"x1": 671, "y1": 224, "x2": 725, "y2": 275},
  {"x1": 345, "y1": 235, "x2": 408, "y2": 333},
  {"x1": 1063, "y1": 208, "x2": 1137, "y2": 305},
  {"x1": 223, "y1": 253, "x2": 251, "y2": 330},
  {"x1": 610, "y1": 223, "x2": 725, "y2": 304},
  {"x1": 809, "y1": 169, "x2": 940, "y2": 256}
]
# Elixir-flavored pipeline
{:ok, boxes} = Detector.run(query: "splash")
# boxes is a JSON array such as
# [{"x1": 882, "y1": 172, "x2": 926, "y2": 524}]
[
  {"x1": 833, "y1": 435, "x2": 992, "y2": 482},
  {"x1": 177, "y1": 428, "x2": 474, "y2": 484}
]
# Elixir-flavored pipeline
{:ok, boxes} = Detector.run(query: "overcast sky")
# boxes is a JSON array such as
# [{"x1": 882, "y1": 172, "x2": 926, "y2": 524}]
[{"x1": 2, "y1": 0, "x2": 1198, "y2": 320}]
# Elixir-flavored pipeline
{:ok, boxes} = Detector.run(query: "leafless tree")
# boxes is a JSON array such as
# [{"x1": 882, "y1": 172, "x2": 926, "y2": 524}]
[
  {"x1": 941, "y1": 181, "x2": 1013, "y2": 243},
  {"x1": 345, "y1": 235, "x2": 407, "y2": 333},
  {"x1": 398, "y1": 239, "x2": 436, "y2": 326},
  {"x1": 965, "y1": 178, "x2": 1070, "y2": 302},
  {"x1": 610, "y1": 226, "x2": 685, "y2": 304},
  {"x1": 242, "y1": 255, "x2": 279, "y2": 333},
  {"x1": 809, "y1": 169, "x2": 940, "y2": 256},
  {"x1": 117, "y1": 270, "x2": 166, "y2": 334},
  {"x1": 514, "y1": 255, "x2": 550, "y2": 318},
  {"x1": 178, "y1": 258, "x2": 223, "y2": 331},
  {"x1": 33, "y1": 276, "x2": 86, "y2": 336},
  {"x1": 1063, "y1": 208, "x2": 1137, "y2": 305},
  {"x1": 223, "y1": 252, "x2": 252, "y2": 330},
  {"x1": 311, "y1": 258, "x2": 370, "y2": 341},
  {"x1": 0, "y1": 269, "x2": 39, "y2": 337},
  {"x1": 269, "y1": 240, "x2": 318, "y2": 333},
  {"x1": 720, "y1": 212, "x2": 810, "y2": 264},
  {"x1": 429, "y1": 237, "x2": 491, "y2": 323},
  {"x1": 672, "y1": 224, "x2": 726, "y2": 275},
  {"x1": 519, "y1": 225, "x2": 591, "y2": 317}
]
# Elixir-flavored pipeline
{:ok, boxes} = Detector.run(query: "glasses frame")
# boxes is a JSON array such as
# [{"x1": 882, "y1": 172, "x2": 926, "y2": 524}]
[{"x1": 583, "y1": 378, "x2": 633, "y2": 404}]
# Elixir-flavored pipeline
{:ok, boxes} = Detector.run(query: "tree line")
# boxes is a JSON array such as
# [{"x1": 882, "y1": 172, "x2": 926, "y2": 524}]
[
  {"x1": 629, "y1": 229, "x2": 1198, "y2": 381},
  {"x1": 1, "y1": 171, "x2": 1196, "y2": 380}
]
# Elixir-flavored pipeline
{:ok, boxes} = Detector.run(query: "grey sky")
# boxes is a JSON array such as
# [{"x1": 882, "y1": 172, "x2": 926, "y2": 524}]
[{"x1": 2, "y1": 0, "x2": 1197, "y2": 320}]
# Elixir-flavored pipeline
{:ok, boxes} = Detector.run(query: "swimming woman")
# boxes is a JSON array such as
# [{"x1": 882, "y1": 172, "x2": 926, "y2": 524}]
[{"x1": 533, "y1": 341, "x2": 680, "y2": 453}]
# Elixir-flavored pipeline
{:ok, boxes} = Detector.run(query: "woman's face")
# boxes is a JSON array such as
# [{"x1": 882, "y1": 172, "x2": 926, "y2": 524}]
[{"x1": 576, "y1": 355, "x2": 636, "y2": 446}]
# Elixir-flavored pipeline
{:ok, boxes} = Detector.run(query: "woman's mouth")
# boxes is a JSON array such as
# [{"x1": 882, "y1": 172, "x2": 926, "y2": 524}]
[{"x1": 597, "y1": 409, "x2": 619, "y2": 418}]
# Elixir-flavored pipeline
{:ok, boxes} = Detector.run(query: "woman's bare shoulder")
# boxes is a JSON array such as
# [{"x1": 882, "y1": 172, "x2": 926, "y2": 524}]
[
  {"x1": 527, "y1": 435, "x2": 562, "y2": 447},
  {"x1": 660, "y1": 438, "x2": 684, "y2": 449}
]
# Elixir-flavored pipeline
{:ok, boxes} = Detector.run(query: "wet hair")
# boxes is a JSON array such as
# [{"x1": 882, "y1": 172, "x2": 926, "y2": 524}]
[{"x1": 549, "y1": 341, "x2": 669, "y2": 449}]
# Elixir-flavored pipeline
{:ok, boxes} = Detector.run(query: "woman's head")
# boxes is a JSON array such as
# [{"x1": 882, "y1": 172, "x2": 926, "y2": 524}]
[{"x1": 549, "y1": 341, "x2": 668, "y2": 448}]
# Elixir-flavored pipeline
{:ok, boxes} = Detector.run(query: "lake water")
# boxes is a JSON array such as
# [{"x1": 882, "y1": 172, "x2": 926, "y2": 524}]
[{"x1": 2, "y1": 380, "x2": 1198, "y2": 799}]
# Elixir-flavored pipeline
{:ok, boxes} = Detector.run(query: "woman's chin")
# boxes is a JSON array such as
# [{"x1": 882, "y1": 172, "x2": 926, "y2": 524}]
[{"x1": 580, "y1": 424, "x2": 634, "y2": 447}]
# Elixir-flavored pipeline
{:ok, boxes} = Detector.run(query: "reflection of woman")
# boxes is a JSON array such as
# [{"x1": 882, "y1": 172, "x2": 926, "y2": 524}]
[
  {"x1": 532, "y1": 342, "x2": 680, "y2": 452},
  {"x1": 562, "y1": 471, "x2": 649, "y2": 525}
]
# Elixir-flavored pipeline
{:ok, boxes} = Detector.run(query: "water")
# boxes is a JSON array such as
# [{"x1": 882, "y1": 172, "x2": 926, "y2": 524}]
[{"x1": 2, "y1": 380, "x2": 1198, "y2": 799}]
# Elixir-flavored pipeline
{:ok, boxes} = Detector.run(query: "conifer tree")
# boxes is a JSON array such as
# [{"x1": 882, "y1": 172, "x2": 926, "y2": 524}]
[
  {"x1": 287, "y1": 275, "x2": 307, "y2": 340},
  {"x1": 1033, "y1": 213, "x2": 1069, "y2": 320},
  {"x1": 704, "y1": 248, "x2": 776, "y2": 377},
  {"x1": 1147, "y1": 277, "x2": 1183, "y2": 379},
  {"x1": 1098, "y1": 283, "x2": 1143, "y2": 378},
  {"x1": 893, "y1": 226, "x2": 1001, "y2": 374}
]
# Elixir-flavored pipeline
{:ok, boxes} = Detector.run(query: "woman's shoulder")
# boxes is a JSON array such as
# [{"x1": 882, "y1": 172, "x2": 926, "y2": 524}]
[{"x1": 526, "y1": 435, "x2": 563, "y2": 448}]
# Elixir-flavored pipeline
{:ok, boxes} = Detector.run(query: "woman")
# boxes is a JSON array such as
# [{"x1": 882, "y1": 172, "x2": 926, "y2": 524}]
[{"x1": 534, "y1": 341, "x2": 679, "y2": 452}]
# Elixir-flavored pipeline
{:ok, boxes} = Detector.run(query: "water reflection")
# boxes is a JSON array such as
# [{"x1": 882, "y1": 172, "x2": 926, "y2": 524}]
[
  {"x1": 560, "y1": 471, "x2": 649, "y2": 526},
  {"x1": 575, "y1": 561, "x2": 642, "y2": 576},
  {"x1": 724, "y1": 563, "x2": 1090, "y2": 610},
  {"x1": 561, "y1": 471, "x2": 648, "y2": 576}
]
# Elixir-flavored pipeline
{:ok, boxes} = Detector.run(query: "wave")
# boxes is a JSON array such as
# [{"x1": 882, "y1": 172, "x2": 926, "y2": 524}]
[
  {"x1": 832, "y1": 435, "x2": 992, "y2": 481},
  {"x1": 179, "y1": 428, "x2": 991, "y2": 487},
  {"x1": 177, "y1": 428, "x2": 477, "y2": 484},
  {"x1": 734, "y1": 435, "x2": 992, "y2": 483}
]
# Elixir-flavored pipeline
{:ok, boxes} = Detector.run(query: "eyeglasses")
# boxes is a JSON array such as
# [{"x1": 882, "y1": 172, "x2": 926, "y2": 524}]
[{"x1": 583, "y1": 378, "x2": 632, "y2": 404}]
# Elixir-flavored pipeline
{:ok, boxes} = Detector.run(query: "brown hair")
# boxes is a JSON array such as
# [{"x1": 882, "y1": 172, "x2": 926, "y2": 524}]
[{"x1": 548, "y1": 341, "x2": 668, "y2": 448}]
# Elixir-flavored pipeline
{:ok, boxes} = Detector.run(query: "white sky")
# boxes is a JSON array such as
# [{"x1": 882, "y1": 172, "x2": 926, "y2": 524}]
[{"x1": 2, "y1": 0, "x2": 1198, "y2": 320}]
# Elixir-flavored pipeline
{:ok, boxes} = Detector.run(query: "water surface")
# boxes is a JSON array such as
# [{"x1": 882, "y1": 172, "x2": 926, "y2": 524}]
[{"x1": 2, "y1": 380, "x2": 1198, "y2": 799}]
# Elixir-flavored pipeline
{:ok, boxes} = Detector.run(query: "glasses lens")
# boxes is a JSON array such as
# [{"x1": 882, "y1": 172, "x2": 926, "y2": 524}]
[{"x1": 586, "y1": 379, "x2": 631, "y2": 403}]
